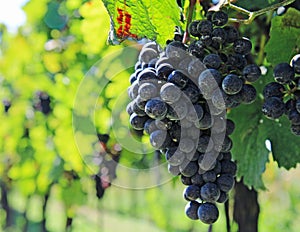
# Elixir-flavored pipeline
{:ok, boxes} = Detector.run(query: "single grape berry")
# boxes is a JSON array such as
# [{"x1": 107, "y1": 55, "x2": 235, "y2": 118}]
[
  {"x1": 191, "y1": 173, "x2": 205, "y2": 186},
  {"x1": 184, "y1": 185, "x2": 201, "y2": 201},
  {"x1": 138, "y1": 48, "x2": 158, "y2": 64},
  {"x1": 234, "y1": 38, "x2": 252, "y2": 55},
  {"x1": 222, "y1": 74, "x2": 243, "y2": 95},
  {"x1": 273, "y1": 63, "x2": 295, "y2": 84},
  {"x1": 224, "y1": 26, "x2": 239, "y2": 43},
  {"x1": 211, "y1": 28, "x2": 227, "y2": 45},
  {"x1": 137, "y1": 68, "x2": 158, "y2": 85},
  {"x1": 263, "y1": 82, "x2": 285, "y2": 99},
  {"x1": 262, "y1": 97, "x2": 285, "y2": 119},
  {"x1": 185, "y1": 201, "x2": 201, "y2": 220},
  {"x1": 211, "y1": 11, "x2": 228, "y2": 26},
  {"x1": 145, "y1": 98, "x2": 168, "y2": 120},
  {"x1": 243, "y1": 64, "x2": 261, "y2": 82},
  {"x1": 150, "y1": 130, "x2": 171, "y2": 149},
  {"x1": 198, "y1": 69, "x2": 223, "y2": 99},
  {"x1": 217, "y1": 191, "x2": 228, "y2": 203},
  {"x1": 197, "y1": 203, "x2": 219, "y2": 224},
  {"x1": 160, "y1": 83, "x2": 182, "y2": 104},
  {"x1": 138, "y1": 82, "x2": 158, "y2": 100},
  {"x1": 181, "y1": 175, "x2": 192, "y2": 185},
  {"x1": 188, "y1": 20, "x2": 201, "y2": 37},
  {"x1": 165, "y1": 41, "x2": 187, "y2": 60},
  {"x1": 130, "y1": 113, "x2": 148, "y2": 130},
  {"x1": 168, "y1": 70, "x2": 189, "y2": 89},
  {"x1": 180, "y1": 161, "x2": 199, "y2": 177},
  {"x1": 203, "y1": 54, "x2": 222, "y2": 69},
  {"x1": 221, "y1": 160, "x2": 237, "y2": 176},
  {"x1": 144, "y1": 119, "x2": 158, "y2": 135},
  {"x1": 216, "y1": 174, "x2": 235, "y2": 192},
  {"x1": 239, "y1": 84, "x2": 257, "y2": 104},
  {"x1": 200, "y1": 182, "x2": 221, "y2": 202},
  {"x1": 197, "y1": 20, "x2": 213, "y2": 35},
  {"x1": 202, "y1": 170, "x2": 217, "y2": 183}
]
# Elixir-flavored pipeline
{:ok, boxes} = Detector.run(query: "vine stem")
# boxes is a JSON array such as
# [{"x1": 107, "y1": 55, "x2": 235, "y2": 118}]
[
  {"x1": 224, "y1": 0, "x2": 296, "y2": 24},
  {"x1": 182, "y1": 0, "x2": 196, "y2": 44}
]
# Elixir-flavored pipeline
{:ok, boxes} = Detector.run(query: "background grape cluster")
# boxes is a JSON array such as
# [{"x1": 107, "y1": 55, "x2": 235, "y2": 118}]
[
  {"x1": 126, "y1": 10, "x2": 262, "y2": 224},
  {"x1": 262, "y1": 54, "x2": 300, "y2": 135}
]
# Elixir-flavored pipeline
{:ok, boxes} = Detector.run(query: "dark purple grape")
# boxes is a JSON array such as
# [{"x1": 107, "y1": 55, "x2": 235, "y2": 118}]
[
  {"x1": 274, "y1": 62, "x2": 295, "y2": 84},
  {"x1": 184, "y1": 185, "x2": 201, "y2": 201},
  {"x1": 211, "y1": 28, "x2": 227, "y2": 44},
  {"x1": 239, "y1": 84, "x2": 257, "y2": 104},
  {"x1": 197, "y1": 203, "x2": 219, "y2": 224},
  {"x1": 211, "y1": 11, "x2": 228, "y2": 26},
  {"x1": 202, "y1": 170, "x2": 217, "y2": 183},
  {"x1": 203, "y1": 54, "x2": 222, "y2": 69},
  {"x1": 262, "y1": 97, "x2": 285, "y2": 119},
  {"x1": 216, "y1": 174, "x2": 235, "y2": 192},
  {"x1": 185, "y1": 201, "x2": 201, "y2": 220},
  {"x1": 160, "y1": 82, "x2": 182, "y2": 104},
  {"x1": 197, "y1": 20, "x2": 213, "y2": 35},
  {"x1": 138, "y1": 82, "x2": 158, "y2": 100},
  {"x1": 138, "y1": 48, "x2": 158, "y2": 64},
  {"x1": 243, "y1": 64, "x2": 261, "y2": 82},
  {"x1": 200, "y1": 183, "x2": 221, "y2": 202},
  {"x1": 130, "y1": 113, "x2": 148, "y2": 130},
  {"x1": 180, "y1": 161, "x2": 199, "y2": 177},
  {"x1": 188, "y1": 20, "x2": 201, "y2": 37},
  {"x1": 150, "y1": 130, "x2": 171, "y2": 149},
  {"x1": 168, "y1": 70, "x2": 189, "y2": 89},
  {"x1": 221, "y1": 160, "x2": 237, "y2": 176},
  {"x1": 263, "y1": 82, "x2": 285, "y2": 99},
  {"x1": 224, "y1": 26, "x2": 239, "y2": 43},
  {"x1": 217, "y1": 191, "x2": 228, "y2": 203},
  {"x1": 222, "y1": 74, "x2": 243, "y2": 95},
  {"x1": 234, "y1": 38, "x2": 252, "y2": 55},
  {"x1": 145, "y1": 98, "x2": 168, "y2": 120},
  {"x1": 181, "y1": 175, "x2": 193, "y2": 185}
]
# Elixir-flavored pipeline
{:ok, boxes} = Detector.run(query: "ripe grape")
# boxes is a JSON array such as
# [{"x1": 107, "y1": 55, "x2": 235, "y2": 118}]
[{"x1": 197, "y1": 203, "x2": 219, "y2": 224}]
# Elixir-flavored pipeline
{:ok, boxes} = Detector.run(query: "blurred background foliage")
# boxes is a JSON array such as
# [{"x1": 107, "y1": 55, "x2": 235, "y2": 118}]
[{"x1": 0, "y1": 0, "x2": 300, "y2": 232}]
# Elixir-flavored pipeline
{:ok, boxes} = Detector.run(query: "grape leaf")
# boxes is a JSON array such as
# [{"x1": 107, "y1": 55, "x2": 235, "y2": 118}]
[
  {"x1": 265, "y1": 8, "x2": 300, "y2": 65},
  {"x1": 268, "y1": 116, "x2": 300, "y2": 169},
  {"x1": 101, "y1": 0, "x2": 181, "y2": 45},
  {"x1": 228, "y1": 99, "x2": 271, "y2": 190}
]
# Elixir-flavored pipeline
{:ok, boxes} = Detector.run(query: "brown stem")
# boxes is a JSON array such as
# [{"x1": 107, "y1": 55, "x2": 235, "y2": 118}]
[
  {"x1": 225, "y1": 200, "x2": 231, "y2": 232},
  {"x1": 233, "y1": 180, "x2": 259, "y2": 232}
]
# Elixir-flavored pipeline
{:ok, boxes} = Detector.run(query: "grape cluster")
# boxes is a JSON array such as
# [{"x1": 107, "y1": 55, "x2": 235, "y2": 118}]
[
  {"x1": 33, "y1": 91, "x2": 52, "y2": 115},
  {"x1": 262, "y1": 54, "x2": 300, "y2": 136},
  {"x1": 127, "y1": 10, "x2": 260, "y2": 224},
  {"x1": 94, "y1": 133, "x2": 121, "y2": 199}
]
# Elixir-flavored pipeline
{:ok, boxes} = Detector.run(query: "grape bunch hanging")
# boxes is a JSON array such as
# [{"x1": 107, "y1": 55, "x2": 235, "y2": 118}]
[
  {"x1": 262, "y1": 54, "x2": 300, "y2": 135},
  {"x1": 127, "y1": 10, "x2": 261, "y2": 224}
]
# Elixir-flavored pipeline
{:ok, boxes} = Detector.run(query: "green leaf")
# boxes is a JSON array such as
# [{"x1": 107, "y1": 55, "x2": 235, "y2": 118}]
[
  {"x1": 265, "y1": 8, "x2": 300, "y2": 65},
  {"x1": 268, "y1": 116, "x2": 300, "y2": 169},
  {"x1": 228, "y1": 101, "x2": 271, "y2": 190},
  {"x1": 101, "y1": 0, "x2": 181, "y2": 45}
]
